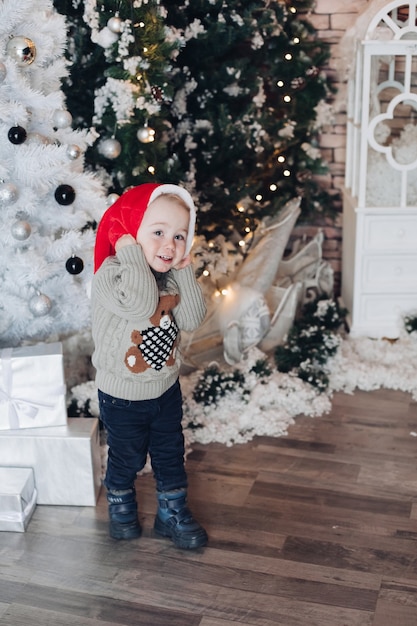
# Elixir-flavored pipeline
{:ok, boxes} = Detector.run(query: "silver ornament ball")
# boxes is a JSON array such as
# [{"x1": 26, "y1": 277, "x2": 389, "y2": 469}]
[
  {"x1": 0, "y1": 183, "x2": 18, "y2": 204},
  {"x1": 98, "y1": 137, "x2": 122, "y2": 159},
  {"x1": 67, "y1": 144, "x2": 81, "y2": 160},
  {"x1": 137, "y1": 126, "x2": 155, "y2": 143},
  {"x1": 11, "y1": 220, "x2": 31, "y2": 241},
  {"x1": 0, "y1": 62, "x2": 7, "y2": 83},
  {"x1": 6, "y1": 36, "x2": 36, "y2": 66},
  {"x1": 53, "y1": 109, "x2": 73, "y2": 129},
  {"x1": 107, "y1": 15, "x2": 123, "y2": 33},
  {"x1": 29, "y1": 293, "x2": 52, "y2": 317}
]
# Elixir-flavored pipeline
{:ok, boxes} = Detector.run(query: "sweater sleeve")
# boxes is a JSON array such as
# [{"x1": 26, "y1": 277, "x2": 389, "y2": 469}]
[
  {"x1": 92, "y1": 244, "x2": 158, "y2": 319},
  {"x1": 169, "y1": 264, "x2": 207, "y2": 331}
]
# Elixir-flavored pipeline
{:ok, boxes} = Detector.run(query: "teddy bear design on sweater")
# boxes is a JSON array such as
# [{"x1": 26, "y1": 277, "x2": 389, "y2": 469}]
[{"x1": 124, "y1": 294, "x2": 180, "y2": 373}]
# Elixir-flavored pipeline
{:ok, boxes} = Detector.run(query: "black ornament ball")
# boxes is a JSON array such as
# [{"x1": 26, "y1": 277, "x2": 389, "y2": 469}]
[
  {"x1": 55, "y1": 184, "x2": 76, "y2": 205},
  {"x1": 8, "y1": 125, "x2": 27, "y2": 144},
  {"x1": 65, "y1": 256, "x2": 84, "y2": 275}
]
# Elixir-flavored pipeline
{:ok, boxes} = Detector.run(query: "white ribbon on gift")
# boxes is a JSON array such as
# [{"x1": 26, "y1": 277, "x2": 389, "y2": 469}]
[
  {"x1": 0, "y1": 487, "x2": 37, "y2": 524},
  {"x1": 0, "y1": 348, "x2": 66, "y2": 429}
]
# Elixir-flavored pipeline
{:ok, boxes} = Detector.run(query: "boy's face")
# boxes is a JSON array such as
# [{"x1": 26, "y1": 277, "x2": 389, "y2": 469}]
[{"x1": 136, "y1": 195, "x2": 190, "y2": 272}]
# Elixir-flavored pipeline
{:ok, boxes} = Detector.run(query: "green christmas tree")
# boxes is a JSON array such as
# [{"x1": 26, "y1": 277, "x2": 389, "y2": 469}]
[
  {"x1": 54, "y1": 0, "x2": 181, "y2": 192},
  {"x1": 164, "y1": 0, "x2": 336, "y2": 238},
  {"x1": 55, "y1": 0, "x2": 336, "y2": 240}
]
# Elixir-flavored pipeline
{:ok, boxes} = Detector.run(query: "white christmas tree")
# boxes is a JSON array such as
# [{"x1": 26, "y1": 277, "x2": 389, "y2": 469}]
[{"x1": 0, "y1": 0, "x2": 107, "y2": 351}]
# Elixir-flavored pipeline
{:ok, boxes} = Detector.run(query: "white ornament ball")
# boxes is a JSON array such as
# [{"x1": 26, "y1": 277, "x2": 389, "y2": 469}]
[
  {"x1": 0, "y1": 62, "x2": 7, "y2": 83},
  {"x1": 53, "y1": 109, "x2": 72, "y2": 129},
  {"x1": 0, "y1": 183, "x2": 18, "y2": 204},
  {"x1": 107, "y1": 193, "x2": 120, "y2": 206},
  {"x1": 98, "y1": 137, "x2": 122, "y2": 159},
  {"x1": 6, "y1": 36, "x2": 36, "y2": 66},
  {"x1": 29, "y1": 293, "x2": 52, "y2": 317},
  {"x1": 137, "y1": 126, "x2": 155, "y2": 143},
  {"x1": 67, "y1": 144, "x2": 81, "y2": 160},
  {"x1": 107, "y1": 15, "x2": 123, "y2": 34},
  {"x1": 11, "y1": 220, "x2": 31, "y2": 241}
]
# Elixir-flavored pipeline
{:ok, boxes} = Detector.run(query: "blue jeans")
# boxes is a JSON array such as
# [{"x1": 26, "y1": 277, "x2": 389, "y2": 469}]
[{"x1": 98, "y1": 380, "x2": 188, "y2": 493}]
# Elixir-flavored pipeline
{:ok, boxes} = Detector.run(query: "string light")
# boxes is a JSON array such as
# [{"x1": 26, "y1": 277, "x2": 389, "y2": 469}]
[
  {"x1": 202, "y1": 269, "x2": 210, "y2": 277},
  {"x1": 270, "y1": 184, "x2": 277, "y2": 191},
  {"x1": 283, "y1": 169, "x2": 291, "y2": 177},
  {"x1": 284, "y1": 95, "x2": 291, "y2": 103},
  {"x1": 255, "y1": 194, "x2": 262, "y2": 201},
  {"x1": 290, "y1": 6, "x2": 297, "y2": 13},
  {"x1": 237, "y1": 204, "x2": 245, "y2": 213},
  {"x1": 148, "y1": 165, "x2": 155, "y2": 174},
  {"x1": 238, "y1": 240, "x2": 245, "y2": 248},
  {"x1": 277, "y1": 155, "x2": 286, "y2": 163},
  {"x1": 293, "y1": 37, "x2": 300, "y2": 44},
  {"x1": 277, "y1": 80, "x2": 284, "y2": 87},
  {"x1": 285, "y1": 53, "x2": 292, "y2": 61}
]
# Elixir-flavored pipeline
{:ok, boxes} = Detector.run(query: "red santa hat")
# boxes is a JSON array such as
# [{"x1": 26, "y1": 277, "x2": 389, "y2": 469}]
[{"x1": 94, "y1": 182, "x2": 197, "y2": 272}]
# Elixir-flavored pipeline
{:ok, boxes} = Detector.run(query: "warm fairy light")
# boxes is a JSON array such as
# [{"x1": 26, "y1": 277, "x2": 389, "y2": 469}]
[
  {"x1": 290, "y1": 6, "x2": 297, "y2": 13},
  {"x1": 143, "y1": 47, "x2": 148, "y2": 53},
  {"x1": 255, "y1": 194, "x2": 262, "y2": 201},
  {"x1": 202, "y1": 269, "x2": 210, "y2": 277},
  {"x1": 139, "y1": 21, "x2": 145, "y2": 27},
  {"x1": 148, "y1": 166, "x2": 155, "y2": 174},
  {"x1": 208, "y1": 241, "x2": 214, "y2": 248},
  {"x1": 221, "y1": 288, "x2": 228, "y2": 296},
  {"x1": 277, "y1": 155, "x2": 285, "y2": 163},
  {"x1": 237, "y1": 205, "x2": 245, "y2": 212},
  {"x1": 244, "y1": 226, "x2": 251, "y2": 233},
  {"x1": 238, "y1": 240, "x2": 245, "y2": 248},
  {"x1": 277, "y1": 80, "x2": 284, "y2": 87},
  {"x1": 270, "y1": 184, "x2": 277, "y2": 191},
  {"x1": 293, "y1": 37, "x2": 300, "y2": 44},
  {"x1": 285, "y1": 53, "x2": 292, "y2": 61},
  {"x1": 283, "y1": 169, "x2": 291, "y2": 177},
  {"x1": 284, "y1": 95, "x2": 291, "y2": 103}
]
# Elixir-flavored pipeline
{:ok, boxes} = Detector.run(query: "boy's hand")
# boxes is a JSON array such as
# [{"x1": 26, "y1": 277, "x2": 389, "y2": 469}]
[
  {"x1": 173, "y1": 254, "x2": 192, "y2": 270},
  {"x1": 115, "y1": 234, "x2": 137, "y2": 251}
]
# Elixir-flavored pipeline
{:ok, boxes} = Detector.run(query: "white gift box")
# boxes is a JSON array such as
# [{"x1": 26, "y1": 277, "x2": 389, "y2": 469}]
[
  {"x1": 0, "y1": 467, "x2": 37, "y2": 532},
  {"x1": 0, "y1": 418, "x2": 101, "y2": 506},
  {"x1": 0, "y1": 342, "x2": 67, "y2": 430}
]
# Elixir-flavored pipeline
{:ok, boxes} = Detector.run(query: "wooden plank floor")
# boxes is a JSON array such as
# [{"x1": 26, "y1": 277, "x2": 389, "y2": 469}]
[{"x1": 1, "y1": 387, "x2": 417, "y2": 625}]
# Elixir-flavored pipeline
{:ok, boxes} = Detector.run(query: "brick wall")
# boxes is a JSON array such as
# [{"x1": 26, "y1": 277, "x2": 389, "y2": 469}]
[{"x1": 292, "y1": 0, "x2": 372, "y2": 295}]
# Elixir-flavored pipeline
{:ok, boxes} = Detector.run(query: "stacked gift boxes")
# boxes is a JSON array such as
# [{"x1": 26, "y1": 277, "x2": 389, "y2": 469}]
[{"x1": 0, "y1": 342, "x2": 101, "y2": 531}]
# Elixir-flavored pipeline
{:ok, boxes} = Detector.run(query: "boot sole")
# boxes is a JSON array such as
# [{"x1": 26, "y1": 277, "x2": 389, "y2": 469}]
[
  {"x1": 109, "y1": 521, "x2": 142, "y2": 540},
  {"x1": 153, "y1": 517, "x2": 208, "y2": 549}
]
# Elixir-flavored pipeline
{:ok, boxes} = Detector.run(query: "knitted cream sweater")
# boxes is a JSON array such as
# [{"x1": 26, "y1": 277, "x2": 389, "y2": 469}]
[{"x1": 91, "y1": 244, "x2": 206, "y2": 401}]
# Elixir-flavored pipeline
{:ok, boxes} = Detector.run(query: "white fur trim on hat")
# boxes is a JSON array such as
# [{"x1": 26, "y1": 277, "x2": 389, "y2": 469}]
[{"x1": 148, "y1": 184, "x2": 196, "y2": 255}]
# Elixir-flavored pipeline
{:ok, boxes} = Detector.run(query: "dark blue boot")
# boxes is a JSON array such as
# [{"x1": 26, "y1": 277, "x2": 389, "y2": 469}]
[
  {"x1": 107, "y1": 488, "x2": 142, "y2": 540},
  {"x1": 154, "y1": 489, "x2": 208, "y2": 549}
]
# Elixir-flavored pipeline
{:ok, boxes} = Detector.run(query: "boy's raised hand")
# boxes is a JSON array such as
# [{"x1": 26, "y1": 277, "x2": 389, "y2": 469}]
[{"x1": 115, "y1": 234, "x2": 137, "y2": 251}]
